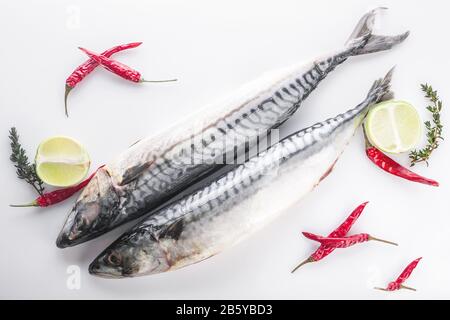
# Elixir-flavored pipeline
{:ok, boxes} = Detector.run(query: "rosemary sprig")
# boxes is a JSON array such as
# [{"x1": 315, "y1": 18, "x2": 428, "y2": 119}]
[
  {"x1": 409, "y1": 84, "x2": 444, "y2": 167},
  {"x1": 9, "y1": 127, "x2": 45, "y2": 195}
]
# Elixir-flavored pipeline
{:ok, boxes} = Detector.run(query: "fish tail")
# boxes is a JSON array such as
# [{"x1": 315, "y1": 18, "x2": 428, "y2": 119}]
[
  {"x1": 344, "y1": 68, "x2": 395, "y2": 130},
  {"x1": 366, "y1": 67, "x2": 395, "y2": 104},
  {"x1": 346, "y1": 7, "x2": 409, "y2": 55}
]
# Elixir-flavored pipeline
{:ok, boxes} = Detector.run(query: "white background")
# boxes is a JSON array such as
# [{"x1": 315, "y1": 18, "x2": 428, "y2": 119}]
[{"x1": 1, "y1": 0, "x2": 449, "y2": 300}]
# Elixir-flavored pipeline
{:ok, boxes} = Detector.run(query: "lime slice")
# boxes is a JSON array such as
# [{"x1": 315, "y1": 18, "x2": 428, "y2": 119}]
[
  {"x1": 35, "y1": 136, "x2": 90, "y2": 187},
  {"x1": 364, "y1": 100, "x2": 422, "y2": 154}
]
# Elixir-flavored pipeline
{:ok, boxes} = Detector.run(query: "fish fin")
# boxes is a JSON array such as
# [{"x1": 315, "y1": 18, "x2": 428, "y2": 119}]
[
  {"x1": 160, "y1": 218, "x2": 184, "y2": 241},
  {"x1": 346, "y1": 7, "x2": 409, "y2": 55},
  {"x1": 120, "y1": 162, "x2": 152, "y2": 185}
]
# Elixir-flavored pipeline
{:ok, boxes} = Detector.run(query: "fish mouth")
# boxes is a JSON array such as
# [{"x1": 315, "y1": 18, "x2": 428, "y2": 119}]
[
  {"x1": 56, "y1": 219, "x2": 108, "y2": 248},
  {"x1": 88, "y1": 260, "x2": 167, "y2": 278},
  {"x1": 56, "y1": 224, "x2": 107, "y2": 249},
  {"x1": 56, "y1": 230, "x2": 72, "y2": 249},
  {"x1": 88, "y1": 260, "x2": 124, "y2": 279},
  {"x1": 55, "y1": 167, "x2": 121, "y2": 248},
  {"x1": 56, "y1": 225, "x2": 91, "y2": 248},
  {"x1": 56, "y1": 232, "x2": 88, "y2": 248},
  {"x1": 55, "y1": 209, "x2": 96, "y2": 248},
  {"x1": 88, "y1": 257, "x2": 141, "y2": 279},
  {"x1": 56, "y1": 210, "x2": 80, "y2": 248}
]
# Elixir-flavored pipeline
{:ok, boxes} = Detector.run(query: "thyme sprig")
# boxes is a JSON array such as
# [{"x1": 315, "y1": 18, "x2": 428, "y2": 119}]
[
  {"x1": 9, "y1": 127, "x2": 45, "y2": 195},
  {"x1": 409, "y1": 84, "x2": 443, "y2": 167}
]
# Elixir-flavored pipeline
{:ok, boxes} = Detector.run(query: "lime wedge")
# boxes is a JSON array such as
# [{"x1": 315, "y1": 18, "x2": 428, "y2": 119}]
[
  {"x1": 364, "y1": 100, "x2": 422, "y2": 154},
  {"x1": 35, "y1": 136, "x2": 90, "y2": 187}
]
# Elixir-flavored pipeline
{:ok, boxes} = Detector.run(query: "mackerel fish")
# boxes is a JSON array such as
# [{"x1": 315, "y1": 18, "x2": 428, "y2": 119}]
[{"x1": 57, "y1": 8, "x2": 408, "y2": 248}]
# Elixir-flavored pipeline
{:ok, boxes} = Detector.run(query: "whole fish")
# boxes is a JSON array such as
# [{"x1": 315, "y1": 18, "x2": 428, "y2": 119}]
[
  {"x1": 57, "y1": 8, "x2": 408, "y2": 248},
  {"x1": 89, "y1": 69, "x2": 394, "y2": 278}
]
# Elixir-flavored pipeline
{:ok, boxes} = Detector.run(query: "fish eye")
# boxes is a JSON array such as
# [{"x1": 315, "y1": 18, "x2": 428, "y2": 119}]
[{"x1": 107, "y1": 252, "x2": 122, "y2": 266}]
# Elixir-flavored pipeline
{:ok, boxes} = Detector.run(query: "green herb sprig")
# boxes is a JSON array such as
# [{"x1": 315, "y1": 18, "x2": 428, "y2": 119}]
[
  {"x1": 9, "y1": 127, "x2": 45, "y2": 195},
  {"x1": 409, "y1": 84, "x2": 443, "y2": 167}
]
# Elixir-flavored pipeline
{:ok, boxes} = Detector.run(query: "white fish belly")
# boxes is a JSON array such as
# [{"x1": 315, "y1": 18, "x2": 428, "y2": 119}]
[{"x1": 165, "y1": 140, "x2": 342, "y2": 270}]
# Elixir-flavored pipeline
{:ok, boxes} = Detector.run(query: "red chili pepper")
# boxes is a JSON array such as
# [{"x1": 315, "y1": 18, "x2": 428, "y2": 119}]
[
  {"x1": 291, "y1": 202, "x2": 368, "y2": 273},
  {"x1": 363, "y1": 128, "x2": 439, "y2": 187},
  {"x1": 375, "y1": 257, "x2": 422, "y2": 292},
  {"x1": 78, "y1": 47, "x2": 177, "y2": 85},
  {"x1": 65, "y1": 42, "x2": 142, "y2": 116},
  {"x1": 10, "y1": 166, "x2": 104, "y2": 208},
  {"x1": 302, "y1": 232, "x2": 398, "y2": 248}
]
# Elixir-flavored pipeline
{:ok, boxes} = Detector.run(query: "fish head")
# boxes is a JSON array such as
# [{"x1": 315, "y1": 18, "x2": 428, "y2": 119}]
[
  {"x1": 89, "y1": 227, "x2": 170, "y2": 278},
  {"x1": 56, "y1": 167, "x2": 121, "y2": 248}
]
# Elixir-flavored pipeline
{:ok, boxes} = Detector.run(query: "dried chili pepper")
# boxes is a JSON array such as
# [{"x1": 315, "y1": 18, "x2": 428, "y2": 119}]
[
  {"x1": 10, "y1": 166, "x2": 104, "y2": 208},
  {"x1": 302, "y1": 232, "x2": 398, "y2": 248},
  {"x1": 364, "y1": 128, "x2": 439, "y2": 187},
  {"x1": 65, "y1": 42, "x2": 142, "y2": 116},
  {"x1": 78, "y1": 47, "x2": 177, "y2": 84},
  {"x1": 291, "y1": 202, "x2": 368, "y2": 273},
  {"x1": 375, "y1": 257, "x2": 422, "y2": 292}
]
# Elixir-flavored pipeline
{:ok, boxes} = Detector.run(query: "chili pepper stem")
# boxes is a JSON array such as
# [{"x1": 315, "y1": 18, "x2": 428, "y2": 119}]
[
  {"x1": 374, "y1": 285, "x2": 416, "y2": 292},
  {"x1": 374, "y1": 287, "x2": 389, "y2": 291},
  {"x1": 291, "y1": 257, "x2": 314, "y2": 273},
  {"x1": 10, "y1": 201, "x2": 39, "y2": 207},
  {"x1": 400, "y1": 285, "x2": 417, "y2": 291},
  {"x1": 369, "y1": 236, "x2": 398, "y2": 246},
  {"x1": 140, "y1": 78, "x2": 178, "y2": 83},
  {"x1": 64, "y1": 85, "x2": 72, "y2": 117}
]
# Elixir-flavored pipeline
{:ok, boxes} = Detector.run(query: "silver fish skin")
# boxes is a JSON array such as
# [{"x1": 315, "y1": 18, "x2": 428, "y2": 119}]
[
  {"x1": 57, "y1": 8, "x2": 408, "y2": 248},
  {"x1": 89, "y1": 69, "x2": 394, "y2": 278}
]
